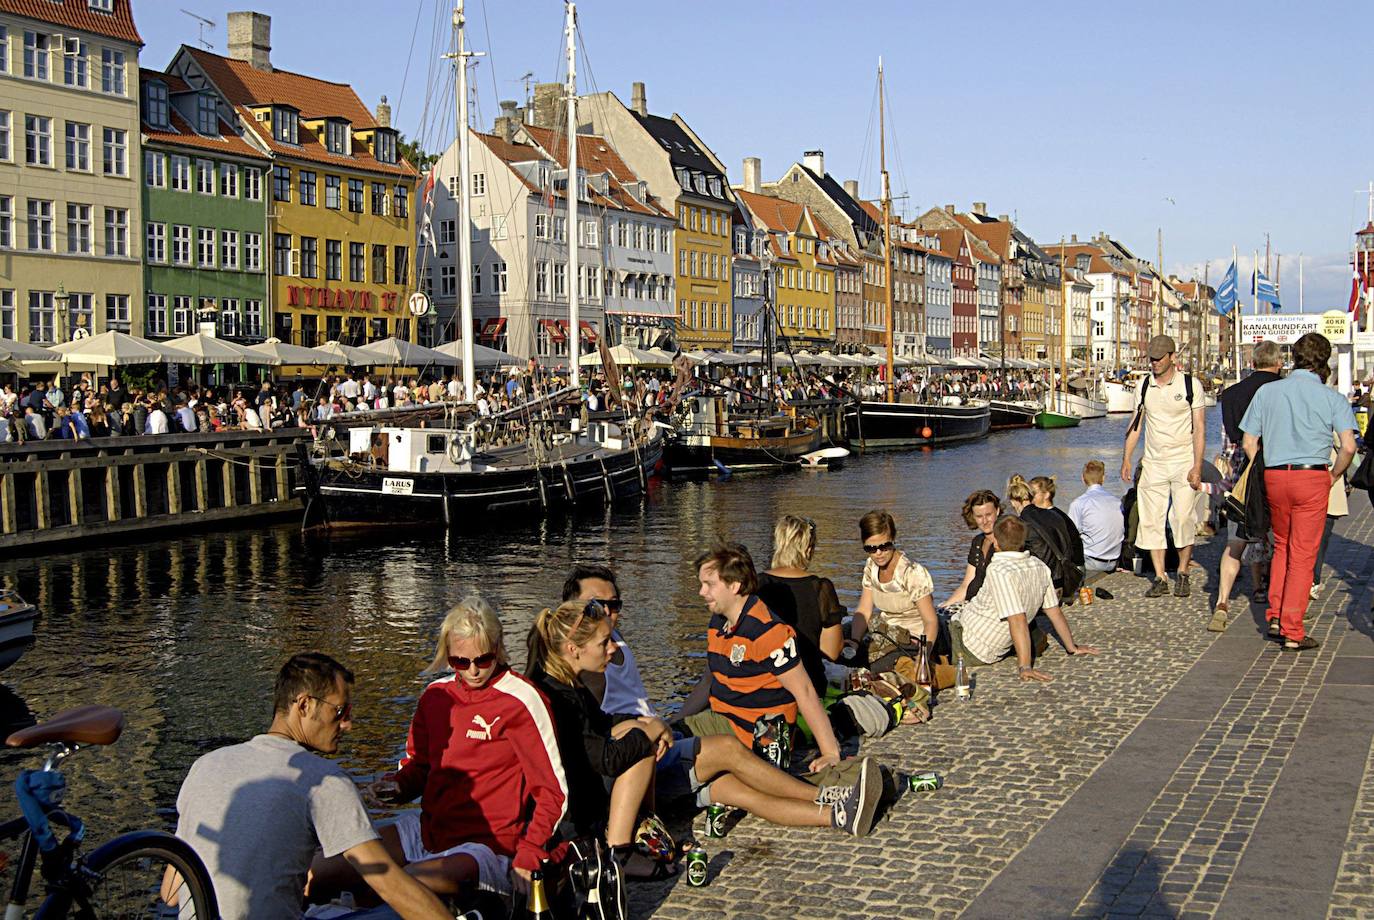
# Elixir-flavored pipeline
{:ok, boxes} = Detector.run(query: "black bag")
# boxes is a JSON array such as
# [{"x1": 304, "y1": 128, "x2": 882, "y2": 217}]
[
  {"x1": 1022, "y1": 514, "x2": 1084, "y2": 604},
  {"x1": 1352, "y1": 450, "x2": 1374, "y2": 492}
]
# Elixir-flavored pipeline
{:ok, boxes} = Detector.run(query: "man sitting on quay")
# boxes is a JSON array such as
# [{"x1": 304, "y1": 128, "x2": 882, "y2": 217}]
[
  {"x1": 172, "y1": 652, "x2": 452, "y2": 920},
  {"x1": 1068, "y1": 460, "x2": 1125, "y2": 576},
  {"x1": 946, "y1": 516, "x2": 1098, "y2": 682}
]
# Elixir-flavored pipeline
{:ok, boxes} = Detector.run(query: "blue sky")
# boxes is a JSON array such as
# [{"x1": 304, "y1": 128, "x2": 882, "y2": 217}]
[{"x1": 137, "y1": 0, "x2": 1372, "y2": 312}]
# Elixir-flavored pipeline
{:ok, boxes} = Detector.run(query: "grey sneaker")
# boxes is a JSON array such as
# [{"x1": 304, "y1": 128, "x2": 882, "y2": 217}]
[
  {"x1": 1207, "y1": 603, "x2": 1229, "y2": 633},
  {"x1": 1174, "y1": 574, "x2": 1191, "y2": 597},
  {"x1": 1146, "y1": 577, "x2": 1171, "y2": 598},
  {"x1": 829, "y1": 756, "x2": 880, "y2": 837},
  {"x1": 814, "y1": 785, "x2": 847, "y2": 806}
]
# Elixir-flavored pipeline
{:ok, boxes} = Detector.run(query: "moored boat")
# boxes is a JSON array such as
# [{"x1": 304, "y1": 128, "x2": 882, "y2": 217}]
[
  {"x1": 1034, "y1": 409, "x2": 1080, "y2": 429},
  {"x1": 989, "y1": 399, "x2": 1040, "y2": 430},
  {"x1": 0, "y1": 591, "x2": 37, "y2": 673},
  {"x1": 664, "y1": 394, "x2": 824, "y2": 474},
  {"x1": 845, "y1": 399, "x2": 992, "y2": 449}
]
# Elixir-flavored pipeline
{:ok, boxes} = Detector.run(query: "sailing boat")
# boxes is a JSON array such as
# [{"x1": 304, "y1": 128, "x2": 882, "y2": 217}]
[
  {"x1": 842, "y1": 60, "x2": 991, "y2": 449},
  {"x1": 298, "y1": 0, "x2": 662, "y2": 528}
]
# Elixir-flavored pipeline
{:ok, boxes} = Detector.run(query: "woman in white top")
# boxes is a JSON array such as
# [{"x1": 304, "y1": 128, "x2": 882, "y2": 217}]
[{"x1": 847, "y1": 509, "x2": 939, "y2": 654}]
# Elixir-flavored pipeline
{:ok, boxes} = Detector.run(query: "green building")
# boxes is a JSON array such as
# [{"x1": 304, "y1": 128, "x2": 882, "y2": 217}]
[{"x1": 139, "y1": 67, "x2": 269, "y2": 341}]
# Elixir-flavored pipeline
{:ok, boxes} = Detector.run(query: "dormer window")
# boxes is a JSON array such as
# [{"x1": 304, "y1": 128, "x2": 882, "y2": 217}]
[
  {"x1": 692, "y1": 173, "x2": 706, "y2": 195},
  {"x1": 144, "y1": 81, "x2": 169, "y2": 129},
  {"x1": 325, "y1": 119, "x2": 350, "y2": 155},
  {"x1": 374, "y1": 129, "x2": 396, "y2": 164},
  {"x1": 88, "y1": 0, "x2": 113, "y2": 11},
  {"x1": 708, "y1": 176, "x2": 722, "y2": 198},
  {"x1": 196, "y1": 93, "x2": 217, "y2": 135},
  {"x1": 271, "y1": 106, "x2": 298, "y2": 145},
  {"x1": 675, "y1": 167, "x2": 690, "y2": 191}
]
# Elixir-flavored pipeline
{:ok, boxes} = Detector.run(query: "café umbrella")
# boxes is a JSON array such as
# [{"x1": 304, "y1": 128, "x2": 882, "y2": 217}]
[{"x1": 48, "y1": 331, "x2": 203, "y2": 366}]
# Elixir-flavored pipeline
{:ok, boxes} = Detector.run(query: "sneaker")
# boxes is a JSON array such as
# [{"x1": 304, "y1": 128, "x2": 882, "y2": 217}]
[
  {"x1": 1310, "y1": 582, "x2": 1322, "y2": 600},
  {"x1": 1207, "y1": 603, "x2": 1229, "y2": 633},
  {"x1": 829, "y1": 756, "x2": 881, "y2": 837},
  {"x1": 1146, "y1": 578, "x2": 1171, "y2": 598},
  {"x1": 1174, "y1": 574, "x2": 1191, "y2": 598},
  {"x1": 814, "y1": 785, "x2": 847, "y2": 806},
  {"x1": 1267, "y1": 618, "x2": 1282, "y2": 639},
  {"x1": 1282, "y1": 636, "x2": 1320, "y2": 652}
]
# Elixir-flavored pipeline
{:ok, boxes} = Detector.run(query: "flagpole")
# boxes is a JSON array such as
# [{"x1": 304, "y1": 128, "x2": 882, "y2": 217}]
[{"x1": 1233, "y1": 245, "x2": 1241, "y2": 383}]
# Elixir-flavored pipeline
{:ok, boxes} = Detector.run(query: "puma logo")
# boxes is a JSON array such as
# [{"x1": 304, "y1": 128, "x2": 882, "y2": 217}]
[{"x1": 465, "y1": 714, "x2": 501, "y2": 740}]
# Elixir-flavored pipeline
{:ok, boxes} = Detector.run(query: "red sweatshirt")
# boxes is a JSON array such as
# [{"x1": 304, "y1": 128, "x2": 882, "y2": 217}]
[{"x1": 389, "y1": 667, "x2": 568, "y2": 872}]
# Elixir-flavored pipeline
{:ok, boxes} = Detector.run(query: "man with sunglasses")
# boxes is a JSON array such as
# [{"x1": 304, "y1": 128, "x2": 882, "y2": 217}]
[
  {"x1": 563, "y1": 564, "x2": 655, "y2": 718},
  {"x1": 1121, "y1": 335, "x2": 1207, "y2": 599},
  {"x1": 173, "y1": 653, "x2": 452, "y2": 920}
]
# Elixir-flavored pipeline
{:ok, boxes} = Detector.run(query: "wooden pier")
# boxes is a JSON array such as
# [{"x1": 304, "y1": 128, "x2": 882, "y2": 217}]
[{"x1": 0, "y1": 430, "x2": 305, "y2": 554}]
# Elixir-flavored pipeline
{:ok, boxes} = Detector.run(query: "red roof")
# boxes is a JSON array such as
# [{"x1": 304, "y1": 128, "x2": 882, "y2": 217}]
[
  {"x1": 141, "y1": 102, "x2": 269, "y2": 162},
  {"x1": 736, "y1": 189, "x2": 805, "y2": 233},
  {"x1": 0, "y1": 0, "x2": 141, "y2": 45}
]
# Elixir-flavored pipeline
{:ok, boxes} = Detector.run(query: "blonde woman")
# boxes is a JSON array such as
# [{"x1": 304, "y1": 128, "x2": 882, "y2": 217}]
[
  {"x1": 756, "y1": 514, "x2": 845, "y2": 697},
  {"x1": 323, "y1": 597, "x2": 568, "y2": 900}
]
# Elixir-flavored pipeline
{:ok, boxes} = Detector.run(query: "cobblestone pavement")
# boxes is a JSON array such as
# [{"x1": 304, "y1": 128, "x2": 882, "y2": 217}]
[{"x1": 630, "y1": 503, "x2": 1374, "y2": 920}]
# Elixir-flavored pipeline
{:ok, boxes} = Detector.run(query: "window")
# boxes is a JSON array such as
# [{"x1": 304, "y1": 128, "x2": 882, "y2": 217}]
[
  {"x1": 196, "y1": 94, "x2": 217, "y2": 134},
  {"x1": 0, "y1": 27, "x2": 7, "y2": 77},
  {"x1": 348, "y1": 242, "x2": 364, "y2": 281},
  {"x1": 146, "y1": 222, "x2": 165, "y2": 262},
  {"x1": 220, "y1": 299, "x2": 239, "y2": 337},
  {"x1": 66, "y1": 204, "x2": 91, "y2": 253},
  {"x1": 144, "y1": 294, "x2": 167, "y2": 336},
  {"x1": 197, "y1": 227, "x2": 215, "y2": 267},
  {"x1": 0, "y1": 112, "x2": 8, "y2": 161},
  {"x1": 325, "y1": 175, "x2": 341, "y2": 209},
  {"x1": 62, "y1": 38, "x2": 86, "y2": 88},
  {"x1": 371, "y1": 181, "x2": 387, "y2": 215},
  {"x1": 244, "y1": 300, "x2": 263, "y2": 337},
  {"x1": 0, "y1": 196, "x2": 9, "y2": 248},
  {"x1": 300, "y1": 236, "x2": 317, "y2": 278},
  {"x1": 144, "y1": 151, "x2": 165, "y2": 187},
  {"x1": 28, "y1": 291, "x2": 54, "y2": 343},
  {"x1": 554, "y1": 262, "x2": 567, "y2": 299},
  {"x1": 63, "y1": 121, "x2": 90, "y2": 171},
  {"x1": 393, "y1": 246, "x2": 408, "y2": 285},
  {"x1": 170, "y1": 155, "x2": 190, "y2": 191},
  {"x1": 440, "y1": 265, "x2": 456, "y2": 296},
  {"x1": 100, "y1": 48, "x2": 124, "y2": 95},
  {"x1": 535, "y1": 214, "x2": 549, "y2": 239},
  {"x1": 244, "y1": 167, "x2": 262, "y2": 200},
  {"x1": 273, "y1": 165, "x2": 291, "y2": 201},
  {"x1": 101, "y1": 127, "x2": 126, "y2": 176},
  {"x1": 347, "y1": 178, "x2": 363, "y2": 212},
  {"x1": 273, "y1": 233, "x2": 291, "y2": 276},
  {"x1": 374, "y1": 130, "x2": 396, "y2": 164},
  {"x1": 103, "y1": 207, "x2": 126, "y2": 256},
  {"x1": 299, "y1": 170, "x2": 316, "y2": 206},
  {"x1": 371, "y1": 244, "x2": 386, "y2": 283},
  {"x1": 0, "y1": 290, "x2": 12, "y2": 340},
  {"x1": 554, "y1": 216, "x2": 566, "y2": 242},
  {"x1": 221, "y1": 230, "x2": 239, "y2": 270},
  {"x1": 172, "y1": 295, "x2": 192, "y2": 335},
  {"x1": 145, "y1": 81, "x2": 169, "y2": 128},
  {"x1": 271, "y1": 107, "x2": 298, "y2": 144},
  {"x1": 325, "y1": 239, "x2": 341, "y2": 280},
  {"x1": 171, "y1": 224, "x2": 190, "y2": 265},
  {"x1": 26, "y1": 199, "x2": 53, "y2": 250},
  {"x1": 492, "y1": 261, "x2": 508, "y2": 294},
  {"x1": 584, "y1": 220, "x2": 598, "y2": 248},
  {"x1": 298, "y1": 313, "x2": 316, "y2": 346},
  {"x1": 471, "y1": 264, "x2": 482, "y2": 296},
  {"x1": 536, "y1": 261, "x2": 549, "y2": 298},
  {"x1": 325, "y1": 120, "x2": 349, "y2": 154},
  {"x1": 220, "y1": 163, "x2": 238, "y2": 197},
  {"x1": 68, "y1": 293, "x2": 92, "y2": 335},
  {"x1": 472, "y1": 172, "x2": 486, "y2": 196},
  {"x1": 324, "y1": 315, "x2": 341, "y2": 343},
  {"x1": 24, "y1": 115, "x2": 51, "y2": 166},
  {"x1": 439, "y1": 220, "x2": 456, "y2": 244},
  {"x1": 23, "y1": 31, "x2": 48, "y2": 81},
  {"x1": 195, "y1": 157, "x2": 214, "y2": 193},
  {"x1": 244, "y1": 232, "x2": 261, "y2": 271},
  {"x1": 491, "y1": 215, "x2": 508, "y2": 240},
  {"x1": 394, "y1": 184, "x2": 408, "y2": 218}
]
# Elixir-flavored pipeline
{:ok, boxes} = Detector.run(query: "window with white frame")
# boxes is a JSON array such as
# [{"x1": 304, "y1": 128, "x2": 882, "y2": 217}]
[
  {"x1": 28, "y1": 291, "x2": 54, "y2": 343},
  {"x1": 244, "y1": 167, "x2": 262, "y2": 200},
  {"x1": 171, "y1": 224, "x2": 190, "y2": 265},
  {"x1": 103, "y1": 207, "x2": 126, "y2": 256},
  {"x1": 536, "y1": 261, "x2": 549, "y2": 298},
  {"x1": 0, "y1": 196, "x2": 9, "y2": 248},
  {"x1": 101, "y1": 48, "x2": 124, "y2": 95},
  {"x1": 244, "y1": 232, "x2": 261, "y2": 271},
  {"x1": 105, "y1": 293, "x2": 129, "y2": 330},
  {"x1": 63, "y1": 38, "x2": 86, "y2": 87},
  {"x1": 535, "y1": 214, "x2": 549, "y2": 240},
  {"x1": 244, "y1": 300, "x2": 262, "y2": 337},
  {"x1": 195, "y1": 158, "x2": 214, "y2": 194},
  {"x1": 219, "y1": 299, "x2": 238, "y2": 337},
  {"x1": 491, "y1": 215, "x2": 508, "y2": 240},
  {"x1": 145, "y1": 293, "x2": 166, "y2": 336},
  {"x1": 492, "y1": 261, "x2": 507, "y2": 294},
  {"x1": 24, "y1": 115, "x2": 50, "y2": 166},
  {"x1": 582, "y1": 220, "x2": 598, "y2": 248},
  {"x1": 145, "y1": 151, "x2": 164, "y2": 187},
  {"x1": 472, "y1": 172, "x2": 486, "y2": 196},
  {"x1": 172, "y1": 295, "x2": 192, "y2": 335},
  {"x1": 471, "y1": 264, "x2": 482, "y2": 296},
  {"x1": 26, "y1": 199, "x2": 53, "y2": 250},
  {"x1": 220, "y1": 163, "x2": 238, "y2": 197},
  {"x1": 439, "y1": 265, "x2": 455, "y2": 296},
  {"x1": 170, "y1": 154, "x2": 190, "y2": 191},
  {"x1": 197, "y1": 227, "x2": 215, "y2": 267},
  {"x1": 554, "y1": 262, "x2": 567, "y2": 299},
  {"x1": 439, "y1": 219, "x2": 455, "y2": 244},
  {"x1": 66, "y1": 203, "x2": 91, "y2": 253},
  {"x1": 0, "y1": 27, "x2": 7, "y2": 76},
  {"x1": 0, "y1": 290, "x2": 12, "y2": 340},
  {"x1": 146, "y1": 222, "x2": 165, "y2": 262},
  {"x1": 220, "y1": 230, "x2": 239, "y2": 270},
  {"x1": 23, "y1": 31, "x2": 49, "y2": 81},
  {"x1": 0, "y1": 111, "x2": 8, "y2": 161},
  {"x1": 553, "y1": 216, "x2": 566, "y2": 242}
]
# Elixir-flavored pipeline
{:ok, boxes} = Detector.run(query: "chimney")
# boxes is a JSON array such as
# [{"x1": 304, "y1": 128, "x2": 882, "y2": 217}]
[
  {"x1": 1070, "y1": 233, "x2": 1078, "y2": 243},
  {"x1": 843, "y1": 179, "x2": 860, "y2": 200},
  {"x1": 494, "y1": 99, "x2": 520, "y2": 144},
  {"x1": 530, "y1": 83, "x2": 564, "y2": 130},
  {"x1": 375, "y1": 95, "x2": 391, "y2": 128},
  {"x1": 630, "y1": 81, "x2": 647, "y2": 116},
  {"x1": 997, "y1": 214, "x2": 1009, "y2": 223},
  {"x1": 944, "y1": 204, "x2": 955, "y2": 214},
  {"x1": 227, "y1": 11, "x2": 272, "y2": 72},
  {"x1": 972, "y1": 201, "x2": 987, "y2": 216},
  {"x1": 802, "y1": 149, "x2": 824, "y2": 175},
  {"x1": 742, "y1": 157, "x2": 761, "y2": 194}
]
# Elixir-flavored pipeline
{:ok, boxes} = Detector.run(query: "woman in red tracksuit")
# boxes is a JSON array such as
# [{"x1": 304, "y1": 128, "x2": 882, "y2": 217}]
[{"x1": 371, "y1": 597, "x2": 568, "y2": 898}]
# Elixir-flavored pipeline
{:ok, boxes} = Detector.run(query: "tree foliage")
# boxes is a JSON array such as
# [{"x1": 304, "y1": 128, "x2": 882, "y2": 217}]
[{"x1": 398, "y1": 134, "x2": 437, "y2": 172}]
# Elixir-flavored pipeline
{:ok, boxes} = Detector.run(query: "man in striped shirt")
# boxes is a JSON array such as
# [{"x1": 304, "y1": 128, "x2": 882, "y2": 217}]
[{"x1": 950, "y1": 516, "x2": 1098, "y2": 681}]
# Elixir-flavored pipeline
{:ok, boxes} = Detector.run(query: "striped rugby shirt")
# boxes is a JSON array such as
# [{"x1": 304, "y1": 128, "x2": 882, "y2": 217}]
[
  {"x1": 952, "y1": 551, "x2": 1058, "y2": 664},
  {"x1": 706, "y1": 596, "x2": 801, "y2": 745}
]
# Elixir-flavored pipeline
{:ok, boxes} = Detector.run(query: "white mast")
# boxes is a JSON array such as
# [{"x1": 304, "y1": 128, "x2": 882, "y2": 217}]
[
  {"x1": 565, "y1": 1, "x2": 580, "y2": 386},
  {"x1": 454, "y1": 1, "x2": 476, "y2": 401}
]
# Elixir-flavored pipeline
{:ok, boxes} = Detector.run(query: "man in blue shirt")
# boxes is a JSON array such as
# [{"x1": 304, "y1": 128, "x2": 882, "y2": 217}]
[
  {"x1": 1068, "y1": 460, "x2": 1124, "y2": 573},
  {"x1": 1241, "y1": 333, "x2": 1357, "y2": 651}
]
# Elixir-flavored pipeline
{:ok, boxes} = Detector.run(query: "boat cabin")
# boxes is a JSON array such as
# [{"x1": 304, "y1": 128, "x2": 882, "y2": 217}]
[{"x1": 348, "y1": 426, "x2": 474, "y2": 474}]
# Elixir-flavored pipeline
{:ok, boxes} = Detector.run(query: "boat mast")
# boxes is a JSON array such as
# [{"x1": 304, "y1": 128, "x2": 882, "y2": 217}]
[
  {"x1": 879, "y1": 58, "x2": 895, "y2": 403},
  {"x1": 565, "y1": 1, "x2": 580, "y2": 386},
  {"x1": 1059, "y1": 237, "x2": 1067, "y2": 408},
  {"x1": 454, "y1": 0, "x2": 476, "y2": 400}
]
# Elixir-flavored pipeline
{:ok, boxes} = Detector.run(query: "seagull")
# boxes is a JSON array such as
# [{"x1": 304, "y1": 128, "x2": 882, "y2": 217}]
[{"x1": 1163, "y1": 197, "x2": 1176, "y2": 205}]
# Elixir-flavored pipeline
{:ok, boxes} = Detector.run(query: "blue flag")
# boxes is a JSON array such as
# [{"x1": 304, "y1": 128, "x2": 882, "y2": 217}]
[
  {"x1": 1252, "y1": 268, "x2": 1281, "y2": 309},
  {"x1": 1215, "y1": 261, "x2": 1238, "y2": 315}
]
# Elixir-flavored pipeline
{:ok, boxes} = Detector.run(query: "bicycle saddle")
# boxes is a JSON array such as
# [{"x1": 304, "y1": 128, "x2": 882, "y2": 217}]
[{"x1": 6, "y1": 705, "x2": 125, "y2": 749}]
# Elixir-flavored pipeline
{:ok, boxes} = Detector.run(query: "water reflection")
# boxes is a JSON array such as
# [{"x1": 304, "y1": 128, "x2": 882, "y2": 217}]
[{"x1": 0, "y1": 412, "x2": 1221, "y2": 839}]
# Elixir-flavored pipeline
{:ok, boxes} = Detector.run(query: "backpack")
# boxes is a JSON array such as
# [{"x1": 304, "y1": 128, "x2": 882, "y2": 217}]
[
  {"x1": 1128, "y1": 372, "x2": 1194, "y2": 435},
  {"x1": 1021, "y1": 512, "x2": 1085, "y2": 604}
]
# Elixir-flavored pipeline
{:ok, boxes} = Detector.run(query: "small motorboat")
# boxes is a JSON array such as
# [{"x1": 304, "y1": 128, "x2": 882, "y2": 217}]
[
  {"x1": 0, "y1": 590, "x2": 38, "y2": 673},
  {"x1": 800, "y1": 447, "x2": 850, "y2": 471}
]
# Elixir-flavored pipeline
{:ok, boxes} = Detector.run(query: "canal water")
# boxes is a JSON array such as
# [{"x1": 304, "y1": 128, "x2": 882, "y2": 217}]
[{"x1": 0, "y1": 411, "x2": 1221, "y2": 841}]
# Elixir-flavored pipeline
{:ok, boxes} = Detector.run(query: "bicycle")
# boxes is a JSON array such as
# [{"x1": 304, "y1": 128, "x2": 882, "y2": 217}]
[{"x1": 2, "y1": 704, "x2": 219, "y2": 918}]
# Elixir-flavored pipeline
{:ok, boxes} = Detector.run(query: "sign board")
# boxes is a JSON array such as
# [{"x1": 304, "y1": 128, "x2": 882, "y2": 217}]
[
  {"x1": 71, "y1": 327, "x2": 90, "y2": 340},
  {"x1": 1321, "y1": 310, "x2": 1350, "y2": 343},
  {"x1": 1239, "y1": 314, "x2": 1321, "y2": 345},
  {"x1": 1354, "y1": 331, "x2": 1374, "y2": 350},
  {"x1": 408, "y1": 292, "x2": 431, "y2": 318},
  {"x1": 381, "y1": 477, "x2": 414, "y2": 496}
]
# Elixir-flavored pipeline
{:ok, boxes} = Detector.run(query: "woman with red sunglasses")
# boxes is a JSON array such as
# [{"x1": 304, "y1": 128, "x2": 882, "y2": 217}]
[{"x1": 359, "y1": 597, "x2": 569, "y2": 901}]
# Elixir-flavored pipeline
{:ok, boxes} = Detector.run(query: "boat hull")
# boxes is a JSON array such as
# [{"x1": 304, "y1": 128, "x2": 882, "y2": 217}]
[
  {"x1": 1105, "y1": 379, "x2": 1141, "y2": 413},
  {"x1": 665, "y1": 426, "x2": 823, "y2": 473},
  {"x1": 843, "y1": 401, "x2": 991, "y2": 449},
  {"x1": 0, "y1": 596, "x2": 37, "y2": 673},
  {"x1": 1034, "y1": 411, "x2": 1081, "y2": 429},
  {"x1": 1047, "y1": 392, "x2": 1108, "y2": 420},
  {"x1": 989, "y1": 400, "x2": 1039, "y2": 430}
]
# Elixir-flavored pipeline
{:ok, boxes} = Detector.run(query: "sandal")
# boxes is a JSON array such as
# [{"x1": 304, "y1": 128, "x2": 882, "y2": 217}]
[
  {"x1": 900, "y1": 702, "x2": 930, "y2": 725},
  {"x1": 1282, "y1": 636, "x2": 1320, "y2": 652}
]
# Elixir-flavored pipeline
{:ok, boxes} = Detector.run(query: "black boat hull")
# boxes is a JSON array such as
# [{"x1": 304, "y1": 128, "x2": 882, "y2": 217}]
[
  {"x1": 989, "y1": 400, "x2": 1039, "y2": 430},
  {"x1": 843, "y1": 401, "x2": 991, "y2": 449}
]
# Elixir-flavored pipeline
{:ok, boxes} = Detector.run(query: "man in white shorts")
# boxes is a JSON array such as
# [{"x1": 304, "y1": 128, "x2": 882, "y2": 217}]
[{"x1": 1121, "y1": 335, "x2": 1207, "y2": 598}]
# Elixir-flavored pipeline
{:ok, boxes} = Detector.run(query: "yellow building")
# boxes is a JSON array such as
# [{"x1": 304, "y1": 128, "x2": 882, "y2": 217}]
[
  {"x1": 169, "y1": 13, "x2": 416, "y2": 349},
  {"x1": 673, "y1": 196, "x2": 733, "y2": 350},
  {"x1": 734, "y1": 191, "x2": 834, "y2": 348}
]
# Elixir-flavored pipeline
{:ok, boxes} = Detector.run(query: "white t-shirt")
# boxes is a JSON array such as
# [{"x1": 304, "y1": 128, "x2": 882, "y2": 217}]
[{"x1": 1140, "y1": 371, "x2": 1204, "y2": 463}]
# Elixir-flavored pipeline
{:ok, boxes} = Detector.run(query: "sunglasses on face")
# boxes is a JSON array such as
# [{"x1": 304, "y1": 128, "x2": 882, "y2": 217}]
[
  {"x1": 304, "y1": 695, "x2": 351, "y2": 722},
  {"x1": 588, "y1": 598, "x2": 623, "y2": 615},
  {"x1": 863, "y1": 541, "x2": 896, "y2": 554},
  {"x1": 448, "y1": 652, "x2": 498, "y2": 671}
]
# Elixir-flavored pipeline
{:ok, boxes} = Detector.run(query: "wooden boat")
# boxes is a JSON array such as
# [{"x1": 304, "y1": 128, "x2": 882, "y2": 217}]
[
  {"x1": 989, "y1": 399, "x2": 1040, "y2": 430},
  {"x1": 0, "y1": 591, "x2": 37, "y2": 673},
  {"x1": 664, "y1": 394, "x2": 824, "y2": 473},
  {"x1": 1034, "y1": 409, "x2": 1080, "y2": 429}
]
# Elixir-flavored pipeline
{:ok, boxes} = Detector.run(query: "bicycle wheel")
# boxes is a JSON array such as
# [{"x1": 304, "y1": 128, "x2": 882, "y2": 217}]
[{"x1": 36, "y1": 830, "x2": 219, "y2": 920}]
